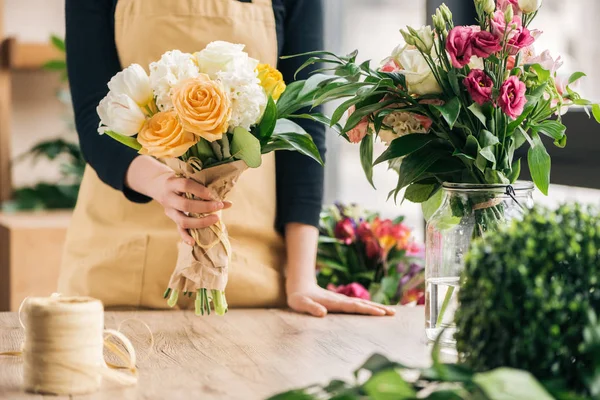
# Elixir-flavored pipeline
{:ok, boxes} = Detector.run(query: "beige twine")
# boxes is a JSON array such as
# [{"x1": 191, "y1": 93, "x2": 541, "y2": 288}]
[{"x1": 1, "y1": 296, "x2": 138, "y2": 395}]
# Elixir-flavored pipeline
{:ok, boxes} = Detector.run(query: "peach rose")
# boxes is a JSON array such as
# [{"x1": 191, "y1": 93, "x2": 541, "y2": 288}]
[
  {"x1": 171, "y1": 74, "x2": 231, "y2": 142},
  {"x1": 138, "y1": 110, "x2": 198, "y2": 158}
]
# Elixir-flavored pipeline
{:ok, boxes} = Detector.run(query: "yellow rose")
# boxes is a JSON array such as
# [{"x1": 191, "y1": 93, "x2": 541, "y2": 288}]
[
  {"x1": 138, "y1": 111, "x2": 198, "y2": 158},
  {"x1": 171, "y1": 74, "x2": 231, "y2": 142},
  {"x1": 256, "y1": 64, "x2": 286, "y2": 100}
]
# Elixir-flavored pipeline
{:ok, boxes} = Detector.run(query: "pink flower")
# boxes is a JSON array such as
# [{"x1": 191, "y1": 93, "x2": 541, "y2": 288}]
[
  {"x1": 499, "y1": 76, "x2": 527, "y2": 119},
  {"x1": 346, "y1": 106, "x2": 369, "y2": 144},
  {"x1": 507, "y1": 27, "x2": 535, "y2": 55},
  {"x1": 497, "y1": 0, "x2": 520, "y2": 14},
  {"x1": 506, "y1": 56, "x2": 516, "y2": 70},
  {"x1": 471, "y1": 31, "x2": 502, "y2": 58},
  {"x1": 491, "y1": 10, "x2": 522, "y2": 39},
  {"x1": 327, "y1": 283, "x2": 371, "y2": 301},
  {"x1": 334, "y1": 218, "x2": 356, "y2": 245},
  {"x1": 357, "y1": 222, "x2": 382, "y2": 260},
  {"x1": 525, "y1": 50, "x2": 563, "y2": 75},
  {"x1": 464, "y1": 69, "x2": 494, "y2": 105},
  {"x1": 406, "y1": 242, "x2": 425, "y2": 258},
  {"x1": 400, "y1": 288, "x2": 425, "y2": 305},
  {"x1": 446, "y1": 26, "x2": 475, "y2": 68},
  {"x1": 380, "y1": 59, "x2": 400, "y2": 73},
  {"x1": 412, "y1": 114, "x2": 433, "y2": 132}
]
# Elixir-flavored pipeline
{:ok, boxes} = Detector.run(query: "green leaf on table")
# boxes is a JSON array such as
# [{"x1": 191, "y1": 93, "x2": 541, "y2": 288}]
[
  {"x1": 422, "y1": 187, "x2": 443, "y2": 221},
  {"x1": 360, "y1": 133, "x2": 375, "y2": 189},
  {"x1": 531, "y1": 120, "x2": 566, "y2": 147},
  {"x1": 473, "y1": 368, "x2": 554, "y2": 400},
  {"x1": 467, "y1": 103, "x2": 487, "y2": 127},
  {"x1": 256, "y1": 96, "x2": 278, "y2": 144},
  {"x1": 231, "y1": 127, "x2": 262, "y2": 168},
  {"x1": 569, "y1": 71, "x2": 586, "y2": 85},
  {"x1": 592, "y1": 104, "x2": 600, "y2": 124},
  {"x1": 405, "y1": 182, "x2": 439, "y2": 203},
  {"x1": 364, "y1": 370, "x2": 416, "y2": 400},
  {"x1": 431, "y1": 97, "x2": 461, "y2": 129},
  {"x1": 397, "y1": 147, "x2": 443, "y2": 190},
  {"x1": 528, "y1": 132, "x2": 551, "y2": 195},
  {"x1": 374, "y1": 134, "x2": 436, "y2": 165},
  {"x1": 104, "y1": 130, "x2": 142, "y2": 151}
]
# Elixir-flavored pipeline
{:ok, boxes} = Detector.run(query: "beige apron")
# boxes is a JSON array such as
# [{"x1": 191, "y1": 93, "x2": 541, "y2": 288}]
[{"x1": 57, "y1": 0, "x2": 286, "y2": 309}]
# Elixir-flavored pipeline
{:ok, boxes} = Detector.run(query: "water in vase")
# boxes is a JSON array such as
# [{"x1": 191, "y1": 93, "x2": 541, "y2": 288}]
[{"x1": 425, "y1": 276, "x2": 460, "y2": 344}]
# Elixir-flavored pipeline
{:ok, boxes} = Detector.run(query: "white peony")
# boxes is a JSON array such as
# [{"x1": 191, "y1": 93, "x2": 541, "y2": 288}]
[
  {"x1": 149, "y1": 50, "x2": 200, "y2": 111},
  {"x1": 108, "y1": 64, "x2": 153, "y2": 107},
  {"x1": 380, "y1": 112, "x2": 429, "y2": 145},
  {"x1": 195, "y1": 41, "x2": 257, "y2": 78},
  {"x1": 391, "y1": 45, "x2": 443, "y2": 96},
  {"x1": 217, "y1": 69, "x2": 267, "y2": 130},
  {"x1": 97, "y1": 92, "x2": 146, "y2": 136}
]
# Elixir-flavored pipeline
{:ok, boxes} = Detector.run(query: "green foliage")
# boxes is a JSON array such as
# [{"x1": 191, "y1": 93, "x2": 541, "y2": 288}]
[
  {"x1": 455, "y1": 204, "x2": 600, "y2": 397},
  {"x1": 230, "y1": 127, "x2": 262, "y2": 168}
]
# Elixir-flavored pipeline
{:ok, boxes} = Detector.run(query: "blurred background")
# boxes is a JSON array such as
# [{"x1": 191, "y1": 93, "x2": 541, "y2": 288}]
[{"x1": 0, "y1": 0, "x2": 599, "y2": 310}]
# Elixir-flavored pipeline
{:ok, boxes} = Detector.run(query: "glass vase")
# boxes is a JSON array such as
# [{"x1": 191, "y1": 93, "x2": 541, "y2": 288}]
[{"x1": 425, "y1": 182, "x2": 534, "y2": 345}]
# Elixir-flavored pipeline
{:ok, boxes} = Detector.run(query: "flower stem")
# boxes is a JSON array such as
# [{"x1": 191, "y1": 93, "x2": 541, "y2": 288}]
[
  {"x1": 163, "y1": 288, "x2": 172, "y2": 299},
  {"x1": 167, "y1": 289, "x2": 179, "y2": 308}
]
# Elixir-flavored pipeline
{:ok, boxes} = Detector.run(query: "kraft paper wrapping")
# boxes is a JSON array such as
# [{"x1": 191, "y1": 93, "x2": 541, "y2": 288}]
[{"x1": 162, "y1": 158, "x2": 248, "y2": 293}]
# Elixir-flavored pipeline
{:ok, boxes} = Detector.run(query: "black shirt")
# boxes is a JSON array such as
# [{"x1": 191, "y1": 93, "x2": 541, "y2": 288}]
[{"x1": 65, "y1": 0, "x2": 326, "y2": 232}]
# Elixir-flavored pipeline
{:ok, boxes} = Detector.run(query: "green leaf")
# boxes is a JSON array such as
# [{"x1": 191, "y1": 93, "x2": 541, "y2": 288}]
[
  {"x1": 531, "y1": 120, "x2": 566, "y2": 144},
  {"x1": 420, "y1": 363, "x2": 474, "y2": 383},
  {"x1": 374, "y1": 134, "x2": 436, "y2": 165},
  {"x1": 356, "y1": 354, "x2": 407, "y2": 377},
  {"x1": 360, "y1": 133, "x2": 375, "y2": 189},
  {"x1": 447, "y1": 69, "x2": 461, "y2": 96},
  {"x1": 422, "y1": 187, "x2": 443, "y2": 221},
  {"x1": 479, "y1": 147, "x2": 496, "y2": 164},
  {"x1": 592, "y1": 104, "x2": 600, "y2": 124},
  {"x1": 473, "y1": 368, "x2": 554, "y2": 400},
  {"x1": 50, "y1": 34, "x2": 66, "y2": 52},
  {"x1": 530, "y1": 63, "x2": 551, "y2": 83},
  {"x1": 397, "y1": 147, "x2": 443, "y2": 189},
  {"x1": 484, "y1": 168, "x2": 509, "y2": 184},
  {"x1": 479, "y1": 130, "x2": 499, "y2": 147},
  {"x1": 314, "y1": 82, "x2": 375, "y2": 107},
  {"x1": 231, "y1": 127, "x2": 262, "y2": 168},
  {"x1": 404, "y1": 182, "x2": 439, "y2": 203},
  {"x1": 464, "y1": 135, "x2": 480, "y2": 158},
  {"x1": 568, "y1": 71, "x2": 586, "y2": 85},
  {"x1": 298, "y1": 73, "x2": 337, "y2": 98},
  {"x1": 256, "y1": 96, "x2": 277, "y2": 145},
  {"x1": 263, "y1": 119, "x2": 323, "y2": 164},
  {"x1": 331, "y1": 97, "x2": 364, "y2": 127},
  {"x1": 467, "y1": 103, "x2": 487, "y2": 127},
  {"x1": 344, "y1": 99, "x2": 396, "y2": 132},
  {"x1": 104, "y1": 130, "x2": 142, "y2": 151},
  {"x1": 527, "y1": 132, "x2": 551, "y2": 195},
  {"x1": 42, "y1": 60, "x2": 67, "y2": 71},
  {"x1": 381, "y1": 276, "x2": 401, "y2": 300},
  {"x1": 266, "y1": 390, "x2": 316, "y2": 400},
  {"x1": 276, "y1": 81, "x2": 305, "y2": 118},
  {"x1": 363, "y1": 370, "x2": 416, "y2": 400},
  {"x1": 195, "y1": 139, "x2": 215, "y2": 160},
  {"x1": 432, "y1": 97, "x2": 461, "y2": 129},
  {"x1": 507, "y1": 158, "x2": 521, "y2": 183}
]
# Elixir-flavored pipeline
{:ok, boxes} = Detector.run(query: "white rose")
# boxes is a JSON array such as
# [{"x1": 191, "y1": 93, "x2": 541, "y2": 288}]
[
  {"x1": 395, "y1": 47, "x2": 443, "y2": 95},
  {"x1": 97, "y1": 92, "x2": 146, "y2": 136},
  {"x1": 108, "y1": 64, "x2": 153, "y2": 107},
  {"x1": 518, "y1": 0, "x2": 542, "y2": 14},
  {"x1": 195, "y1": 41, "x2": 257, "y2": 77},
  {"x1": 149, "y1": 50, "x2": 200, "y2": 111},
  {"x1": 408, "y1": 25, "x2": 434, "y2": 54},
  {"x1": 380, "y1": 112, "x2": 428, "y2": 145}
]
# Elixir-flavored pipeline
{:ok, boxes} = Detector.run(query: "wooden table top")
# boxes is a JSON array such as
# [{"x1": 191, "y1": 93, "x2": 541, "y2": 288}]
[{"x1": 0, "y1": 306, "x2": 432, "y2": 400}]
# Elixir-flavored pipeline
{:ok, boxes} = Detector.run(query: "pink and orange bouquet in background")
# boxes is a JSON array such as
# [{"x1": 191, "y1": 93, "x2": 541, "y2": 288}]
[
  {"x1": 317, "y1": 204, "x2": 425, "y2": 305},
  {"x1": 97, "y1": 41, "x2": 323, "y2": 316}
]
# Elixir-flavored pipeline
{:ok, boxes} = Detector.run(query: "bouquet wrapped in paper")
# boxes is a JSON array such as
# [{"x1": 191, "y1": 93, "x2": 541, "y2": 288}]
[{"x1": 97, "y1": 41, "x2": 324, "y2": 315}]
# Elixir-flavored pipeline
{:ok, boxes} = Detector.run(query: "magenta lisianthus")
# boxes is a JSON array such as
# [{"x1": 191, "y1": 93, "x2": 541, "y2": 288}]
[
  {"x1": 334, "y1": 218, "x2": 356, "y2": 245},
  {"x1": 446, "y1": 26, "x2": 476, "y2": 68},
  {"x1": 464, "y1": 69, "x2": 494, "y2": 105},
  {"x1": 507, "y1": 27, "x2": 535, "y2": 55},
  {"x1": 327, "y1": 283, "x2": 371, "y2": 301},
  {"x1": 471, "y1": 31, "x2": 502, "y2": 58},
  {"x1": 491, "y1": 10, "x2": 522, "y2": 39},
  {"x1": 499, "y1": 76, "x2": 527, "y2": 119}
]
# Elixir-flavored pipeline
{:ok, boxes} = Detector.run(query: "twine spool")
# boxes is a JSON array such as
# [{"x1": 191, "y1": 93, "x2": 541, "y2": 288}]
[{"x1": 21, "y1": 296, "x2": 135, "y2": 395}]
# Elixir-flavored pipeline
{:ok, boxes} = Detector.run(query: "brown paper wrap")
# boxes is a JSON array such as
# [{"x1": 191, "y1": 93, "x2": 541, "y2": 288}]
[{"x1": 162, "y1": 158, "x2": 248, "y2": 293}]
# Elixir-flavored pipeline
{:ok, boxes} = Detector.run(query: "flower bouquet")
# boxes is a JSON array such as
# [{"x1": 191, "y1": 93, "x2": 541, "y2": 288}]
[
  {"x1": 317, "y1": 204, "x2": 425, "y2": 305},
  {"x1": 285, "y1": 0, "x2": 600, "y2": 227},
  {"x1": 97, "y1": 41, "x2": 324, "y2": 316}
]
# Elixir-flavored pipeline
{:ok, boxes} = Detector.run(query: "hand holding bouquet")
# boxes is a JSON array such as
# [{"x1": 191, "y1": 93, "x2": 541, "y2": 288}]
[
  {"x1": 317, "y1": 204, "x2": 425, "y2": 305},
  {"x1": 97, "y1": 41, "x2": 324, "y2": 316}
]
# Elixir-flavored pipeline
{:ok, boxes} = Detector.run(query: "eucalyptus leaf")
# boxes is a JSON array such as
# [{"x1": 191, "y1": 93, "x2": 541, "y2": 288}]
[{"x1": 231, "y1": 127, "x2": 262, "y2": 168}]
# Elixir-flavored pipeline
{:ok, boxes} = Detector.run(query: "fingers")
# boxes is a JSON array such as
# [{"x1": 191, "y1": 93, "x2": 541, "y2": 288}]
[
  {"x1": 168, "y1": 177, "x2": 215, "y2": 201},
  {"x1": 177, "y1": 225, "x2": 195, "y2": 246},
  {"x1": 166, "y1": 193, "x2": 225, "y2": 214},
  {"x1": 358, "y1": 299, "x2": 396, "y2": 316},
  {"x1": 288, "y1": 294, "x2": 328, "y2": 318},
  {"x1": 164, "y1": 208, "x2": 220, "y2": 231},
  {"x1": 324, "y1": 295, "x2": 388, "y2": 316}
]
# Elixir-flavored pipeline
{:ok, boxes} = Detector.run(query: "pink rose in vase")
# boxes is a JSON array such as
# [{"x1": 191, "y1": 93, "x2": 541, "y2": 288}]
[
  {"x1": 327, "y1": 283, "x2": 371, "y2": 301},
  {"x1": 464, "y1": 69, "x2": 494, "y2": 105},
  {"x1": 499, "y1": 76, "x2": 527, "y2": 119}
]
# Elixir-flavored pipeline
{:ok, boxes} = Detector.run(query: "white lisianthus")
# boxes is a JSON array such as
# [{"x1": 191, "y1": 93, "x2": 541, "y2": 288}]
[
  {"x1": 149, "y1": 50, "x2": 200, "y2": 111},
  {"x1": 468, "y1": 56, "x2": 485, "y2": 70},
  {"x1": 518, "y1": 0, "x2": 542, "y2": 14},
  {"x1": 380, "y1": 112, "x2": 430, "y2": 145},
  {"x1": 394, "y1": 46, "x2": 443, "y2": 95},
  {"x1": 97, "y1": 92, "x2": 146, "y2": 136},
  {"x1": 475, "y1": 0, "x2": 496, "y2": 14},
  {"x1": 195, "y1": 41, "x2": 255, "y2": 77},
  {"x1": 407, "y1": 25, "x2": 435, "y2": 54},
  {"x1": 108, "y1": 64, "x2": 153, "y2": 107}
]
